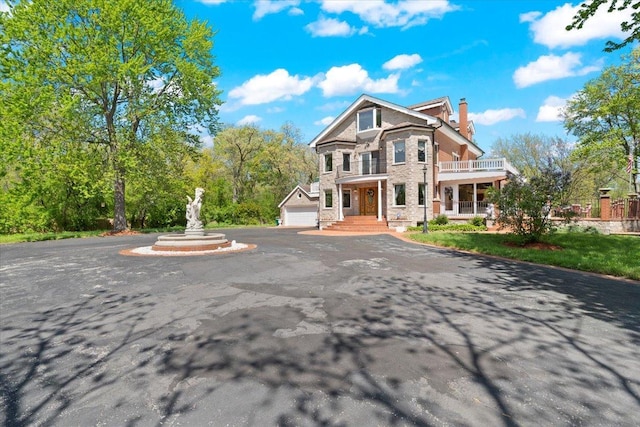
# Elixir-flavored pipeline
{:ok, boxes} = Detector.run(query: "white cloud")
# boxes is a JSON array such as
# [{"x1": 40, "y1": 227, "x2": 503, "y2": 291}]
[
  {"x1": 318, "y1": 63, "x2": 399, "y2": 97},
  {"x1": 320, "y1": 0, "x2": 457, "y2": 29},
  {"x1": 469, "y1": 108, "x2": 526, "y2": 126},
  {"x1": 522, "y1": 3, "x2": 632, "y2": 49},
  {"x1": 253, "y1": 0, "x2": 300, "y2": 20},
  {"x1": 0, "y1": 1, "x2": 9, "y2": 12},
  {"x1": 200, "y1": 134, "x2": 215, "y2": 147},
  {"x1": 289, "y1": 7, "x2": 304, "y2": 16},
  {"x1": 317, "y1": 100, "x2": 351, "y2": 112},
  {"x1": 513, "y1": 52, "x2": 601, "y2": 88},
  {"x1": 315, "y1": 116, "x2": 335, "y2": 126},
  {"x1": 519, "y1": 11, "x2": 541, "y2": 23},
  {"x1": 267, "y1": 106, "x2": 285, "y2": 113},
  {"x1": 228, "y1": 68, "x2": 314, "y2": 105},
  {"x1": 536, "y1": 95, "x2": 567, "y2": 122},
  {"x1": 305, "y1": 16, "x2": 357, "y2": 37},
  {"x1": 237, "y1": 115, "x2": 262, "y2": 125},
  {"x1": 383, "y1": 53, "x2": 422, "y2": 70}
]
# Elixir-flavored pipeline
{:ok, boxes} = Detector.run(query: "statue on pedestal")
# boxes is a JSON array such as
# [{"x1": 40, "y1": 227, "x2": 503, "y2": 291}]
[{"x1": 186, "y1": 187, "x2": 205, "y2": 231}]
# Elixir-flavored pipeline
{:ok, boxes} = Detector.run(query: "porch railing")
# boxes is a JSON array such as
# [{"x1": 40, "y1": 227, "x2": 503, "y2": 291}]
[
  {"x1": 439, "y1": 158, "x2": 517, "y2": 174},
  {"x1": 611, "y1": 198, "x2": 640, "y2": 219},
  {"x1": 337, "y1": 159, "x2": 387, "y2": 178},
  {"x1": 445, "y1": 200, "x2": 490, "y2": 216}
]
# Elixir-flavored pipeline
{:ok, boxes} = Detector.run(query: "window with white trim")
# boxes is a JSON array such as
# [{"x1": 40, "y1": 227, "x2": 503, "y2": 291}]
[
  {"x1": 342, "y1": 152, "x2": 351, "y2": 172},
  {"x1": 418, "y1": 183, "x2": 426, "y2": 206},
  {"x1": 357, "y1": 108, "x2": 382, "y2": 132},
  {"x1": 394, "y1": 184, "x2": 406, "y2": 206},
  {"x1": 324, "y1": 190, "x2": 333, "y2": 208},
  {"x1": 418, "y1": 140, "x2": 426, "y2": 163},
  {"x1": 342, "y1": 190, "x2": 351, "y2": 208},
  {"x1": 324, "y1": 153, "x2": 333, "y2": 172},
  {"x1": 393, "y1": 140, "x2": 405, "y2": 164}
]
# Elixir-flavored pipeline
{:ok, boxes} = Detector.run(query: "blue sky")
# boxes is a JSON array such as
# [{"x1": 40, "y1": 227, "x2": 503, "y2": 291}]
[
  {"x1": 1, "y1": 0, "x2": 633, "y2": 154},
  {"x1": 175, "y1": 0, "x2": 635, "y2": 154}
]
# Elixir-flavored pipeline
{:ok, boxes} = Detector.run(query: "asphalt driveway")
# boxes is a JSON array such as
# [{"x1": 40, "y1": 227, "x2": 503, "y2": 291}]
[{"x1": 1, "y1": 228, "x2": 639, "y2": 426}]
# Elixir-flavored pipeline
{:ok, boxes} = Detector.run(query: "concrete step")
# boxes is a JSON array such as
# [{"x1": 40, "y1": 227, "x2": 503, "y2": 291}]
[{"x1": 324, "y1": 216, "x2": 389, "y2": 232}]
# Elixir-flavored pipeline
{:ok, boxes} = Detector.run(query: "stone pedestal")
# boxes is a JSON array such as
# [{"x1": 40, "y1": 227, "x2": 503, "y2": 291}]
[{"x1": 152, "y1": 232, "x2": 229, "y2": 252}]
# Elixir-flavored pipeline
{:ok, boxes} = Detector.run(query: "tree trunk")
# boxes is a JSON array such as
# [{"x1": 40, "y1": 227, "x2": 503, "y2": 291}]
[{"x1": 113, "y1": 175, "x2": 127, "y2": 231}]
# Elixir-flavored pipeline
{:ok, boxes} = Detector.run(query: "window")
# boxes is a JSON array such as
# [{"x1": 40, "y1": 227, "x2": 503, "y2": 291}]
[
  {"x1": 357, "y1": 108, "x2": 382, "y2": 132},
  {"x1": 343, "y1": 190, "x2": 351, "y2": 208},
  {"x1": 394, "y1": 184, "x2": 405, "y2": 206},
  {"x1": 418, "y1": 183, "x2": 425, "y2": 206},
  {"x1": 434, "y1": 143, "x2": 439, "y2": 164},
  {"x1": 452, "y1": 152, "x2": 460, "y2": 162},
  {"x1": 342, "y1": 153, "x2": 351, "y2": 172},
  {"x1": 324, "y1": 190, "x2": 333, "y2": 208},
  {"x1": 393, "y1": 141, "x2": 405, "y2": 164},
  {"x1": 418, "y1": 140, "x2": 426, "y2": 162},
  {"x1": 324, "y1": 153, "x2": 333, "y2": 172}
]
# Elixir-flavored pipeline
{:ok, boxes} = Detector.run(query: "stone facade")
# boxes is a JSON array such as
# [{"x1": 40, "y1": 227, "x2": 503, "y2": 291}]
[{"x1": 309, "y1": 95, "x2": 490, "y2": 231}]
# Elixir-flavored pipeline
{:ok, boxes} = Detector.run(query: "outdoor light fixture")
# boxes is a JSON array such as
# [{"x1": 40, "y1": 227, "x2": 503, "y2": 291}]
[{"x1": 423, "y1": 163, "x2": 428, "y2": 234}]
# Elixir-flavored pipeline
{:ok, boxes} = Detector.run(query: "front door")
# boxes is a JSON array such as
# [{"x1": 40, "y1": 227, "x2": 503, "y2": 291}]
[{"x1": 360, "y1": 187, "x2": 377, "y2": 215}]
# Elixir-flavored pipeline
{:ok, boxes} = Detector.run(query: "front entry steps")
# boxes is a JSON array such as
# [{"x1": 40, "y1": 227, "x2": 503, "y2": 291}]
[{"x1": 323, "y1": 215, "x2": 389, "y2": 232}]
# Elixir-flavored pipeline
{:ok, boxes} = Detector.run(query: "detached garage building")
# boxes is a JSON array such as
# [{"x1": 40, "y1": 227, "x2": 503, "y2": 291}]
[{"x1": 278, "y1": 183, "x2": 319, "y2": 227}]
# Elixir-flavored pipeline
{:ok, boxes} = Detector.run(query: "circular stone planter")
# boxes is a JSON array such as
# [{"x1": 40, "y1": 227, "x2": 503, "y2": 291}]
[{"x1": 151, "y1": 232, "x2": 230, "y2": 252}]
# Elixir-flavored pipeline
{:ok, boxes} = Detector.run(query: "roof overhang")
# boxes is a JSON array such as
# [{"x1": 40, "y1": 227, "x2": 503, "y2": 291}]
[
  {"x1": 278, "y1": 184, "x2": 319, "y2": 208},
  {"x1": 336, "y1": 174, "x2": 388, "y2": 184},
  {"x1": 437, "y1": 171, "x2": 508, "y2": 183}
]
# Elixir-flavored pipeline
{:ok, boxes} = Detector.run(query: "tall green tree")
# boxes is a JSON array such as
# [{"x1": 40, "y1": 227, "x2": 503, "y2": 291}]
[
  {"x1": 566, "y1": 0, "x2": 640, "y2": 51},
  {"x1": 563, "y1": 47, "x2": 640, "y2": 194},
  {"x1": 213, "y1": 125, "x2": 265, "y2": 204},
  {"x1": 1, "y1": 0, "x2": 222, "y2": 231},
  {"x1": 489, "y1": 133, "x2": 601, "y2": 204},
  {"x1": 256, "y1": 122, "x2": 318, "y2": 204}
]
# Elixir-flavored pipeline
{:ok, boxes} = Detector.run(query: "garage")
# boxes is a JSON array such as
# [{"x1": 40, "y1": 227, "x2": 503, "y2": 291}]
[{"x1": 283, "y1": 206, "x2": 317, "y2": 227}]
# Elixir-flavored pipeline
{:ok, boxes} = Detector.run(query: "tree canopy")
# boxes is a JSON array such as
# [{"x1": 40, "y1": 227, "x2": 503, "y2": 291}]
[
  {"x1": 1, "y1": 0, "x2": 222, "y2": 231},
  {"x1": 566, "y1": 0, "x2": 640, "y2": 51},
  {"x1": 563, "y1": 47, "x2": 640, "y2": 194}
]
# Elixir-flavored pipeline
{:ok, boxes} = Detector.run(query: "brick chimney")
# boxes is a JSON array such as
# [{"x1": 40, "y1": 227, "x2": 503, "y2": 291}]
[{"x1": 459, "y1": 98, "x2": 469, "y2": 140}]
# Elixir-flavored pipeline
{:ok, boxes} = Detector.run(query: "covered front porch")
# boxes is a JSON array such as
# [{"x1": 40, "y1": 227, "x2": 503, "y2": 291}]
[
  {"x1": 437, "y1": 158, "x2": 515, "y2": 218},
  {"x1": 439, "y1": 182, "x2": 494, "y2": 218},
  {"x1": 335, "y1": 176, "x2": 388, "y2": 222}
]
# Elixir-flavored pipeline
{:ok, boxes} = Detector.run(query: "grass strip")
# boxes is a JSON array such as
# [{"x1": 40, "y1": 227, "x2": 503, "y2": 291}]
[{"x1": 408, "y1": 232, "x2": 640, "y2": 281}]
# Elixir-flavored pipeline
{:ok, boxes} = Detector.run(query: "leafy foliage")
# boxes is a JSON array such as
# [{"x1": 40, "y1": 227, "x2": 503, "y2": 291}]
[
  {"x1": 489, "y1": 169, "x2": 568, "y2": 244},
  {"x1": 564, "y1": 48, "x2": 640, "y2": 195},
  {"x1": 433, "y1": 214, "x2": 449, "y2": 225},
  {"x1": 566, "y1": 0, "x2": 640, "y2": 51},
  {"x1": 1, "y1": 0, "x2": 222, "y2": 231}
]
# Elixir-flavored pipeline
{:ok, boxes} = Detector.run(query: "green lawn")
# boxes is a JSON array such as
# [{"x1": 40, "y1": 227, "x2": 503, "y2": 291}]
[{"x1": 408, "y1": 231, "x2": 640, "y2": 281}]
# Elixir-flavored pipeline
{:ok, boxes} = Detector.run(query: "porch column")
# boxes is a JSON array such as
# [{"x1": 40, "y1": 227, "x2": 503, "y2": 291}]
[
  {"x1": 473, "y1": 182, "x2": 477, "y2": 215},
  {"x1": 338, "y1": 183, "x2": 343, "y2": 221},
  {"x1": 377, "y1": 180, "x2": 382, "y2": 221}
]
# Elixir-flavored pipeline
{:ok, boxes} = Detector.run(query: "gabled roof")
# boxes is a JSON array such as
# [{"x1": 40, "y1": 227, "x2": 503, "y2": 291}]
[
  {"x1": 408, "y1": 96, "x2": 453, "y2": 115},
  {"x1": 309, "y1": 94, "x2": 438, "y2": 148},
  {"x1": 278, "y1": 183, "x2": 319, "y2": 208}
]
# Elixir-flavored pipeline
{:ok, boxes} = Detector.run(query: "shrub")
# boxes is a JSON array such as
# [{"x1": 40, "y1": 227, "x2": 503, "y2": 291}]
[
  {"x1": 433, "y1": 214, "x2": 449, "y2": 225},
  {"x1": 469, "y1": 216, "x2": 485, "y2": 227}
]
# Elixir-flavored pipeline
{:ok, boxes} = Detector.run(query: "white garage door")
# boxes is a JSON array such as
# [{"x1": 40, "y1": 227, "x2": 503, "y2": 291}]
[{"x1": 284, "y1": 206, "x2": 317, "y2": 227}]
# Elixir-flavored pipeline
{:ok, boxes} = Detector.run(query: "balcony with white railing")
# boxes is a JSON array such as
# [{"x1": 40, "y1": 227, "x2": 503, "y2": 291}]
[{"x1": 439, "y1": 158, "x2": 517, "y2": 173}]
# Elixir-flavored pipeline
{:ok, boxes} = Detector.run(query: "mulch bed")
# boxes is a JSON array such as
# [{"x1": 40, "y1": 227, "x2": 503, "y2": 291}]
[{"x1": 100, "y1": 230, "x2": 142, "y2": 237}]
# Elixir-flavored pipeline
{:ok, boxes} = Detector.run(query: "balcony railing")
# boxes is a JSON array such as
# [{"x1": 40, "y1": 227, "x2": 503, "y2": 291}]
[
  {"x1": 337, "y1": 160, "x2": 387, "y2": 178},
  {"x1": 439, "y1": 158, "x2": 517, "y2": 174}
]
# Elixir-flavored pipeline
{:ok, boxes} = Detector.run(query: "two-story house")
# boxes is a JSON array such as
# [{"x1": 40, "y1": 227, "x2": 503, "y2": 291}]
[{"x1": 280, "y1": 94, "x2": 517, "y2": 230}]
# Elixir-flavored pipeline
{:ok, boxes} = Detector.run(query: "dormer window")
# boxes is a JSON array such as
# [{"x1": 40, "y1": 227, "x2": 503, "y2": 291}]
[{"x1": 357, "y1": 107, "x2": 382, "y2": 133}]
